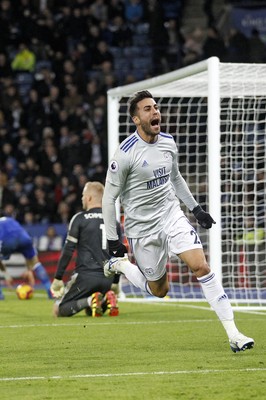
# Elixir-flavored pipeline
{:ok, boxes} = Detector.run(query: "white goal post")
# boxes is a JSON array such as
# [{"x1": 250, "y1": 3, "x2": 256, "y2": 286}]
[{"x1": 107, "y1": 57, "x2": 266, "y2": 309}]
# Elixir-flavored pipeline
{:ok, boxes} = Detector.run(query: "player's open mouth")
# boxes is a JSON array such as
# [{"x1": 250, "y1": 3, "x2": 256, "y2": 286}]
[{"x1": 151, "y1": 119, "x2": 160, "y2": 127}]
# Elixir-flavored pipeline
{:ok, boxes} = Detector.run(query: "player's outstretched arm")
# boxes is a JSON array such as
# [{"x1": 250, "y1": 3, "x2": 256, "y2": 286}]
[
  {"x1": 102, "y1": 181, "x2": 122, "y2": 242},
  {"x1": 51, "y1": 240, "x2": 75, "y2": 298}
]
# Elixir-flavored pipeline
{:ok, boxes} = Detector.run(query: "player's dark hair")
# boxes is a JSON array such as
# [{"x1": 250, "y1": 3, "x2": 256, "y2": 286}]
[{"x1": 129, "y1": 90, "x2": 153, "y2": 117}]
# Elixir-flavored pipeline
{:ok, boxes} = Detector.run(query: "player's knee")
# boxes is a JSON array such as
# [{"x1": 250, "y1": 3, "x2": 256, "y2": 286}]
[
  {"x1": 155, "y1": 289, "x2": 168, "y2": 298},
  {"x1": 151, "y1": 284, "x2": 169, "y2": 298},
  {"x1": 193, "y1": 261, "x2": 210, "y2": 278},
  {"x1": 148, "y1": 274, "x2": 169, "y2": 298}
]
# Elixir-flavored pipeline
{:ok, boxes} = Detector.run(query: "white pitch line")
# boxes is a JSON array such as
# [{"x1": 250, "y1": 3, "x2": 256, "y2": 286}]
[
  {"x1": 1, "y1": 368, "x2": 266, "y2": 382},
  {"x1": 0, "y1": 319, "x2": 216, "y2": 329},
  {"x1": 133, "y1": 301, "x2": 266, "y2": 315}
]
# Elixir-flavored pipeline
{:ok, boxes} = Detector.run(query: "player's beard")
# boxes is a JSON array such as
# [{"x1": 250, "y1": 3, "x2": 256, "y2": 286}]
[{"x1": 141, "y1": 120, "x2": 160, "y2": 140}]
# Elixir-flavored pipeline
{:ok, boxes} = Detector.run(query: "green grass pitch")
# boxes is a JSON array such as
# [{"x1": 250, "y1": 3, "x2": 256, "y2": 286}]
[{"x1": 0, "y1": 288, "x2": 265, "y2": 400}]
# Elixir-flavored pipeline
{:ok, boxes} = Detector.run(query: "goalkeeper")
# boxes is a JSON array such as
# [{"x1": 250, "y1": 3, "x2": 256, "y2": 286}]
[
  {"x1": 102, "y1": 90, "x2": 254, "y2": 353},
  {"x1": 51, "y1": 181, "x2": 120, "y2": 318}
]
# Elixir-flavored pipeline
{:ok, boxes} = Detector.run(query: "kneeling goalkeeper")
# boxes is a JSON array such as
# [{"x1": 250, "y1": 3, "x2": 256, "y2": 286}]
[{"x1": 51, "y1": 181, "x2": 120, "y2": 317}]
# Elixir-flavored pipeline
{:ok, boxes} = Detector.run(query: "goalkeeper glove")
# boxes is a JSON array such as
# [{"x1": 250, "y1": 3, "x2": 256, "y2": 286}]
[
  {"x1": 107, "y1": 240, "x2": 127, "y2": 258},
  {"x1": 50, "y1": 278, "x2": 65, "y2": 299},
  {"x1": 192, "y1": 205, "x2": 216, "y2": 229}
]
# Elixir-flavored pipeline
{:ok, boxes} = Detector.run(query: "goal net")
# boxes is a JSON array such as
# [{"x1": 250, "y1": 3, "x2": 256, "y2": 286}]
[{"x1": 107, "y1": 57, "x2": 266, "y2": 309}]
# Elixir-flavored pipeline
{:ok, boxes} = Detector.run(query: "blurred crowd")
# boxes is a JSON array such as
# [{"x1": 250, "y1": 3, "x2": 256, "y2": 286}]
[{"x1": 0, "y1": 0, "x2": 265, "y2": 225}]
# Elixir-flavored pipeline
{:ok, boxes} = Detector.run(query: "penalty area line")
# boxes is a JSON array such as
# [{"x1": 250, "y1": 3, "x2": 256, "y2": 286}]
[{"x1": 1, "y1": 368, "x2": 266, "y2": 382}]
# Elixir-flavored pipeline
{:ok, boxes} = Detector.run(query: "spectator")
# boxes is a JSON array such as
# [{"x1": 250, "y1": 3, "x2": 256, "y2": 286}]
[
  {"x1": 16, "y1": 156, "x2": 39, "y2": 193},
  {"x1": 7, "y1": 99, "x2": 27, "y2": 135},
  {"x1": 11, "y1": 179, "x2": 24, "y2": 202},
  {"x1": 38, "y1": 140, "x2": 61, "y2": 177},
  {"x1": 33, "y1": 174, "x2": 52, "y2": 193},
  {"x1": 202, "y1": 26, "x2": 227, "y2": 61},
  {"x1": 0, "y1": 110, "x2": 8, "y2": 138},
  {"x1": 225, "y1": 28, "x2": 250, "y2": 63},
  {"x1": 1, "y1": 142, "x2": 18, "y2": 179},
  {"x1": 84, "y1": 23, "x2": 102, "y2": 60},
  {"x1": 88, "y1": 134, "x2": 105, "y2": 171},
  {"x1": 124, "y1": 0, "x2": 144, "y2": 24},
  {"x1": 32, "y1": 187, "x2": 54, "y2": 223},
  {"x1": 203, "y1": 0, "x2": 215, "y2": 27},
  {"x1": 67, "y1": 6, "x2": 87, "y2": 45},
  {"x1": 0, "y1": 1, "x2": 12, "y2": 52},
  {"x1": 61, "y1": 133, "x2": 86, "y2": 171},
  {"x1": 147, "y1": 0, "x2": 169, "y2": 74},
  {"x1": 92, "y1": 40, "x2": 114, "y2": 70},
  {"x1": 11, "y1": 42, "x2": 36, "y2": 73},
  {"x1": 110, "y1": 15, "x2": 133, "y2": 47},
  {"x1": 248, "y1": 28, "x2": 266, "y2": 63},
  {"x1": 67, "y1": 105, "x2": 91, "y2": 133},
  {"x1": 165, "y1": 18, "x2": 184, "y2": 71},
  {"x1": 32, "y1": 67, "x2": 55, "y2": 99},
  {"x1": 53, "y1": 175, "x2": 76, "y2": 205},
  {"x1": 0, "y1": 83, "x2": 21, "y2": 112},
  {"x1": 90, "y1": 0, "x2": 108, "y2": 22},
  {"x1": 23, "y1": 211, "x2": 35, "y2": 226},
  {"x1": 183, "y1": 27, "x2": 205, "y2": 66},
  {"x1": 0, "y1": 52, "x2": 13, "y2": 81},
  {"x1": 38, "y1": 225, "x2": 63, "y2": 251},
  {"x1": 55, "y1": 200, "x2": 72, "y2": 224},
  {"x1": 62, "y1": 83, "x2": 83, "y2": 114},
  {"x1": 61, "y1": 58, "x2": 85, "y2": 92},
  {"x1": 2, "y1": 202, "x2": 16, "y2": 218},
  {"x1": 83, "y1": 79, "x2": 100, "y2": 107},
  {"x1": 16, "y1": 192, "x2": 32, "y2": 223},
  {"x1": 26, "y1": 88, "x2": 44, "y2": 145},
  {"x1": 107, "y1": 0, "x2": 125, "y2": 20},
  {"x1": 0, "y1": 170, "x2": 16, "y2": 215}
]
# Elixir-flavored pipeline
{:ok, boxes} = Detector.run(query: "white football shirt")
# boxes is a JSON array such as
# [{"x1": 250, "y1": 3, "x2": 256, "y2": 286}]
[{"x1": 103, "y1": 131, "x2": 198, "y2": 239}]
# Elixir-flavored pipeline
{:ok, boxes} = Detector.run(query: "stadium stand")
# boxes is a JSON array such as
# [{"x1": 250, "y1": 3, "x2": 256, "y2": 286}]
[{"x1": 0, "y1": 0, "x2": 265, "y2": 235}]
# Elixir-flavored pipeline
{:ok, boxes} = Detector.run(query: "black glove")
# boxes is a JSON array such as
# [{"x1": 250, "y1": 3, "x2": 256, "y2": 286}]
[
  {"x1": 107, "y1": 239, "x2": 127, "y2": 257},
  {"x1": 192, "y1": 205, "x2": 216, "y2": 229}
]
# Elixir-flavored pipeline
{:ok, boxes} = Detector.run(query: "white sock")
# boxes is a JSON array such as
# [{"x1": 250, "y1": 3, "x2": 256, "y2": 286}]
[
  {"x1": 117, "y1": 259, "x2": 152, "y2": 295},
  {"x1": 198, "y1": 272, "x2": 239, "y2": 339}
]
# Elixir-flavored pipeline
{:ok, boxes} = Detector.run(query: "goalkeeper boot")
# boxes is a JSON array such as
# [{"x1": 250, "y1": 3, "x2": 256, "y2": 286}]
[
  {"x1": 103, "y1": 256, "x2": 128, "y2": 278},
  {"x1": 229, "y1": 332, "x2": 254, "y2": 353},
  {"x1": 91, "y1": 292, "x2": 103, "y2": 317},
  {"x1": 105, "y1": 290, "x2": 119, "y2": 317}
]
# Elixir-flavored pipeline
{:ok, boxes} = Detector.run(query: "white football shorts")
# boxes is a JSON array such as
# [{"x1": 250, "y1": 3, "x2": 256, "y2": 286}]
[{"x1": 128, "y1": 205, "x2": 202, "y2": 281}]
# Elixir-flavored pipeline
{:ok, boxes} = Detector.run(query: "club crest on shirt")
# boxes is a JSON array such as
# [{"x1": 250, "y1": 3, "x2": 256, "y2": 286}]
[
  {"x1": 109, "y1": 160, "x2": 119, "y2": 172},
  {"x1": 144, "y1": 267, "x2": 153, "y2": 276},
  {"x1": 163, "y1": 151, "x2": 171, "y2": 159}
]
